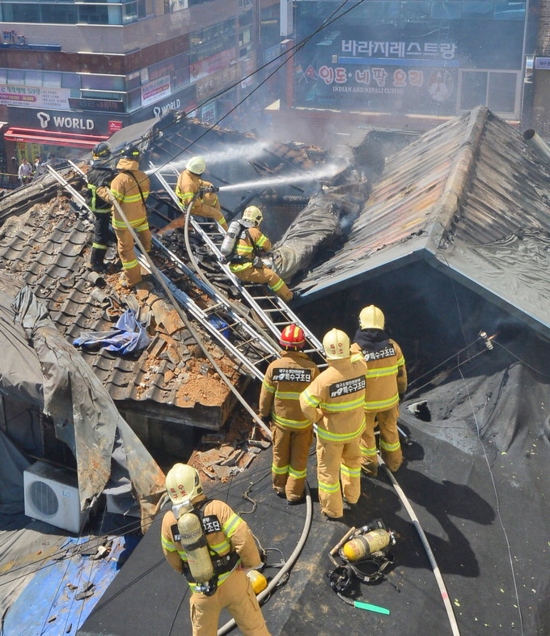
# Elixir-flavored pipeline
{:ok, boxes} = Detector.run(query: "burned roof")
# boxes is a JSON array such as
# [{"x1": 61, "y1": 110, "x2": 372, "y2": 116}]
[{"x1": 298, "y1": 106, "x2": 550, "y2": 337}]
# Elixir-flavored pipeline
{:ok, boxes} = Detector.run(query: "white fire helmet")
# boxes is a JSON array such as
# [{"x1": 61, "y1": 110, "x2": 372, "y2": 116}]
[
  {"x1": 322, "y1": 328, "x2": 350, "y2": 360},
  {"x1": 242, "y1": 205, "x2": 263, "y2": 227},
  {"x1": 359, "y1": 305, "x2": 385, "y2": 330},
  {"x1": 186, "y1": 156, "x2": 206, "y2": 175},
  {"x1": 165, "y1": 463, "x2": 203, "y2": 512}
]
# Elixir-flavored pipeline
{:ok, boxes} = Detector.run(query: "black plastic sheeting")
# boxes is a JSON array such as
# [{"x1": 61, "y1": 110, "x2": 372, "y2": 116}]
[
  {"x1": 10, "y1": 285, "x2": 166, "y2": 527},
  {"x1": 273, "y1": 178, "x2": 370, "y2": 283},
  {"x1": 79, "y1": 328, "x2": 550, "y2": 636}
]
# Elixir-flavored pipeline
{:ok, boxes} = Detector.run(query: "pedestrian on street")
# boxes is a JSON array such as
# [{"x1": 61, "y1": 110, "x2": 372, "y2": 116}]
[{"x1": 18, "y1": 157, "x2": 33, "y2": 186}]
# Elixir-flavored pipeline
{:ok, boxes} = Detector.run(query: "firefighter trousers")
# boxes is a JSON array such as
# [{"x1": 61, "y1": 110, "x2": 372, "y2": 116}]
[
  {"x1": 272, "y1": 425, "x2": 313, "y2": 501},
  {"x1": 360, "y1": 405, "x2": 403, "y2": 474},
  {"x1": 234, "y1": 266, "x2": 293, "y2": 302},
  {"x1": 189, "y1": 568, "x2": 271, "y2": 636},
  {"x1": 115, "y1": 223, "x2": 152, "y2": 287},
  {"x1": 316, "y1": 436, "x2": 362, "y2": 518},
  {"x1": 90, "y1": 211, "x2": 112, "y2": 269},
  {"x1": 161, "y1": 201, "x2": 228, "y2": 234}
]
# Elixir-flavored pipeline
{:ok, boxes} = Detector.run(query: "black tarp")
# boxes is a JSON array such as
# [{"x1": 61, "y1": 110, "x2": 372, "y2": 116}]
[
  {"x1": 9, "y1": 284, "x2": 166, "y2": 528},
  {"x1": 79, "y1": 325, "x2": 550, "y2": 636}
]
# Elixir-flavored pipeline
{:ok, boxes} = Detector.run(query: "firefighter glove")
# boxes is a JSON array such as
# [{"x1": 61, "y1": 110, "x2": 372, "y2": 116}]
[
  {"x1": 399, "y1": 392, "x2": 405, "y2": 402},
  {"x1": 253, "y1": 256, "x2": 263, "y2": 268},
  {"x1": 260, "y1": 415, "x2": 271, "y2": 426}
]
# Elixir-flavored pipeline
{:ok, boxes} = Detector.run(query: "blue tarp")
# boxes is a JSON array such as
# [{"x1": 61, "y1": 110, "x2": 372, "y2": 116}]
[
  {"x1": 2, "y1": 534, "x2": 138, "y2": 636},
  {"x1": 73, "y1": 309, "x2": 151, "y2": 355}
]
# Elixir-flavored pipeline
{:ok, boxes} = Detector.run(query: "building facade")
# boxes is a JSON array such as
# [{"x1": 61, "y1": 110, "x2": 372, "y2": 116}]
[
  {"x1": 270, "y1": 0, "x2": 542, "y2": 147},
  {"x1": 0, "y1": 0, "x2": 279, "y2": 178}
]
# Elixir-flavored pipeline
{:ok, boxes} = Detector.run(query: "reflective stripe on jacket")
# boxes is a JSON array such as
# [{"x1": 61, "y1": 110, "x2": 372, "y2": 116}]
[
  {"x1": 299, "y1": 357, "x2": 368, "y2": 443},
  {"x1": 350, "y1": 338, "x2": 407, "y2": 411},
  {"x1": 175, "y1": 169, "x2": 219, "y2": 213},
  {"x1": 109, "y1": 158, "x2": 150, "y2": 229},
  {"x1": 229, "y1": 227, "x2": 271, "y2": 272},
  {"x1": 259, "y1": 350, "x2": 320, "y2": 430},
  {"x1": 160, "y1": 496, "x2": 262, "y2": 593}
]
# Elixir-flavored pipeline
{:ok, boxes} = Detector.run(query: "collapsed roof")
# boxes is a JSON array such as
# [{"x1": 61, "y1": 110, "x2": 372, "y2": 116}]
[{"x1": 296, "y1": 106, "x2": 550, "y2": 339}]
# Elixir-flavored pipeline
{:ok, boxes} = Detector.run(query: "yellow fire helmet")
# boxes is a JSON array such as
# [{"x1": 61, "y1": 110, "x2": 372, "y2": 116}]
[
  {"x1": 359, "y1": 305, "x2": 385, "y2": 330},
  {"x1": 186, "y1": 156, "x2": 206, "y2": 175},
  {"x1": 165, "y1": 463, "x2": 203, "y2": 510},
  {"x1": 322, "y1": 328, "x2": 350, "y2": 360},
  {"x1": 242, "y1": 205, "x2": 263, "y2": 227}
]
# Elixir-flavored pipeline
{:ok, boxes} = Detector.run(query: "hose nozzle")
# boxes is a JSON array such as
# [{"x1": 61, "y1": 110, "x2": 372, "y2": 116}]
[{"x1": 478, "y1": 331, "x2": 494, "y2": 351}]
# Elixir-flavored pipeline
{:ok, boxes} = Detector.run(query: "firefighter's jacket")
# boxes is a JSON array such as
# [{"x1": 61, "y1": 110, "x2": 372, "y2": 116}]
[
  {"x1": 176, "y1": 169, "x2": 219, "y2": 214},
  {"x1": 103, "y1": 158, "x2": 150, "y2": 231},
  {"x1": 350, "y1": 328, "x2": 407, "y2": 412},
  {"x1": 86, "y1": 163, "x2": 116, "y2": 213},
  {"x1": 259, "y1": 351, "x2": 320, "y2": 430},
  {"x1": 229, "y1": 227, "x2": 270, "y2": 273},
  {"x1": 161, "y1": 495, "x2": 262, "y2": 593},
  {"x1": 299, "y1": 357, "x2": 368, "y2": 444}
]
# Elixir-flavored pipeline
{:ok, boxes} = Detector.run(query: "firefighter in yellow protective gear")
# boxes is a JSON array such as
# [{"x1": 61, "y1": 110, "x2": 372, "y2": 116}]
[
  {"x1": 161, "y1": 463, "x2": 271, "y2": 636},
  {"x1": 259, "y1": 325, "x2": 320, "y2": 503},
  {"x1": 299, "y1": 329, "x2": 368, "y2": 519},
  {"x1": 229, "y1": 206, "x2": 294, "y2": 302},
  {"x1": 98, "y1": 144, "x2": 151, "y2": 288},
  {"x1": 350, "y1": 305, "x2": 408, "y2": 476},
  {"x1": 160, "y1": 156, "x2": 228, "y2": 234}
]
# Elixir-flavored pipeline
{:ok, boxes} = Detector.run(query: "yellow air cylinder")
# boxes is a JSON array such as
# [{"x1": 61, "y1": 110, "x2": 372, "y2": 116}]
[
  {"x1": 342, "y1": 529, "x2": 391, "y2": 562},
  {"x1": 178, "y1": 512, "x2": 214, "y2": 584},
  {"x1": 247, "y1": 569, "x2": 268, "y2": 594}
]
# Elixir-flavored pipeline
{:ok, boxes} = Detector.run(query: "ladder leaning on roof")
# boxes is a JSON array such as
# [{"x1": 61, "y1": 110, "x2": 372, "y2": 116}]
[
  {"x1": 152, "y1": 163, "x2": 327, "y2": 369},
  {"x1": 44, "y1": 163, "x2": 282, "y2": 381}
]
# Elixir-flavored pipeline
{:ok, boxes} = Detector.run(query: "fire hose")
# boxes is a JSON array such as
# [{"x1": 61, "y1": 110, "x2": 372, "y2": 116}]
[{"x1": 110, "y1": 195, "x2": 272, "y2": 440}]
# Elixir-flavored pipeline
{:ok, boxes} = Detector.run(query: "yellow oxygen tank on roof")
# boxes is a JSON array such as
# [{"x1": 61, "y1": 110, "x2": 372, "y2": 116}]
[
  {"x1": 177, "y1": 511, "x2": 214, "y2": 583},
  {"x1": 342, "y1": 529, "x2": 391, "y2": 562}
]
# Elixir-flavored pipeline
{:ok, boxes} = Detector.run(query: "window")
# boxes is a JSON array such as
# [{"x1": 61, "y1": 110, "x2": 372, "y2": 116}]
[
  {"x1": 80, "y1": 75, "x2": 125, "y2": 90},
  {"x1": 431, "y1": 3, "x2": 462, "y2": 19},
  {"x1": 460, "y1": 70, "x2": 518, "y2": 114},
  {"x1": 7, "y1": 70, "x2": 25, "y2": 85},
  {"x1": 42, "y1": 4, "x2": 78, "y2": 23},
  {"x1": 25, "y1": 71, "x2": 42, "y2": 86},
  {"x1": 78, "y1": 4, "x2": 113, "y2": 24},
  {"x1": 43, "y1": 73, "x2": 62, "y2": 88}
]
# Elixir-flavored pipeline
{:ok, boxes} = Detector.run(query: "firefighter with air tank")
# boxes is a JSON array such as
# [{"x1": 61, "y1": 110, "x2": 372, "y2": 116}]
[
  {"x1": 258, "y1": 324, "x2": 320, "y2": 504},
  {"x1": 350, "y1": 305, "x2": 408, "y2": 476},
  {"x1": 225, "y1": 205, "x2": 295, "y2": 303},
  {"x1": 300, "y1": 329, "x2": 368, "y2": 520},
  {"x1": 161, "y1": 463, "x2": 271, "y2": 636}
]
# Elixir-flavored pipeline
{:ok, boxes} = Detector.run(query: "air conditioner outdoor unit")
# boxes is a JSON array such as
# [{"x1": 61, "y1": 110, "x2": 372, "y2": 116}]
[
  {"x1": 106, "y1": 493, "x2": 141, "y2": 518},
  {"x1": 24, "y1": 461, "x2": 89, "y2": 534}
]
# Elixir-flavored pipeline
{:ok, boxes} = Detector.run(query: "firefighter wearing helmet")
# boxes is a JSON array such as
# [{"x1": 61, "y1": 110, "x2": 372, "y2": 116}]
[
  {"x1": 350, "y1": 305, "x2": 408, "y2": 475},
  {"x1": 228, "y1": 206, "x2": 294, "y2": 303},
  {"x1": 300, "y1": 329, "x2": 368, "y2": 519},
  {"x1": 160, "y1": 156, "x2": 228, "y2": 234},
  {"x1": 161, "y1": 463, "x2": 271, "y2": 636},
  {"x1": 259, "y1": 325, "x2": 320, "y2": 503},
  {"x1": 86, "y1": 142, "x2": 116, "y2": 272},
  {"x1": 97, "y1": 144, "x2": 152, "y2": 288}
]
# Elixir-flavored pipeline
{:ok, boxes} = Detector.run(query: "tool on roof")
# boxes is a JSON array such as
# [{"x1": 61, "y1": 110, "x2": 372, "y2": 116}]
[{"x1": 327, "y1": 519, "x2": 396, "y2": 607}]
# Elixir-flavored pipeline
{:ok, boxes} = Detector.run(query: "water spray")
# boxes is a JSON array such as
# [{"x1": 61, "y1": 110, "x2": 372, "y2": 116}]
[{"x1": 218, "y1": 163, "x2": 342, "y2": 193}]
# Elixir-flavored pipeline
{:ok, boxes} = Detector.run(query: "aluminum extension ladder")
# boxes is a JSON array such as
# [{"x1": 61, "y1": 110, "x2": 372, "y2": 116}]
[
  {"x1": 46, "y1": 164, "x2": 281, "y2": 381},
  {"x1": 152, "y1": 164, "x2": 326, "y2": 369}
]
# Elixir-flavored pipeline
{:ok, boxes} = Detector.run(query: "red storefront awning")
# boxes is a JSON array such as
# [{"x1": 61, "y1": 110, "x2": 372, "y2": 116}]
[{"x1": 4, "y1": 127, "x2": 110, "y2": 148}]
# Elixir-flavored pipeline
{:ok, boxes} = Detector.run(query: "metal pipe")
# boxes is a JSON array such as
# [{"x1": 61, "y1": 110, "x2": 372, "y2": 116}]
[{"x1": 523, "y1": 129, "x2": 550, "y2": 163}]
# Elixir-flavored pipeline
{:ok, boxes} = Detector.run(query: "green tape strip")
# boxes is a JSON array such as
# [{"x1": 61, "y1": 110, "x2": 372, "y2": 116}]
[{"x1": 354, "y1": 601, "x2": 390, "y2": 615}]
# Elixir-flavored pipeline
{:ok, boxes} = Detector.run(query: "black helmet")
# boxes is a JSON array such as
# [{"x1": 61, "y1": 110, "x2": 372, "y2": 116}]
[
  {"x1": 120, "y1": 145, "x2": 140, "y2": 160},
  {"x1": 92, "y1": 142, "x2": 111, "y2": 160}
]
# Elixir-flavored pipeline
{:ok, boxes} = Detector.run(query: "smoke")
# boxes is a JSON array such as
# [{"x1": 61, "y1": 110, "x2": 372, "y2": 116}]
[{"x1": 151, "y1": 141, "x2": 271, "y2": 175}]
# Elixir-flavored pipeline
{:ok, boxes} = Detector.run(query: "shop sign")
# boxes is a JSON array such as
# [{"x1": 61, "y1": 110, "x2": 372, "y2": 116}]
[
  {"x1": 69, "y1": 97, "x2": 125, "y2": 113},
  {"x1": 196, "y1": 65, "x2": 240, "y2": 100},
  {"x1": 108, "y1": 121, "x2": 123, "y2": 132},
  {"x1": 190, "y1": 49, "x2": 236, "y2": 84},
  {"x1": 141, "y1": 75, "x2": 171, "y2": 107},
  {"x1": 8, "y1": 107, "x2": 124, "y2": 136},
  {"x1": 534, "y1": 58, "x2": 550, "y2": 70},
  {"x1": 0, "y1": 84, "x2": 71, "y2": 110}
]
